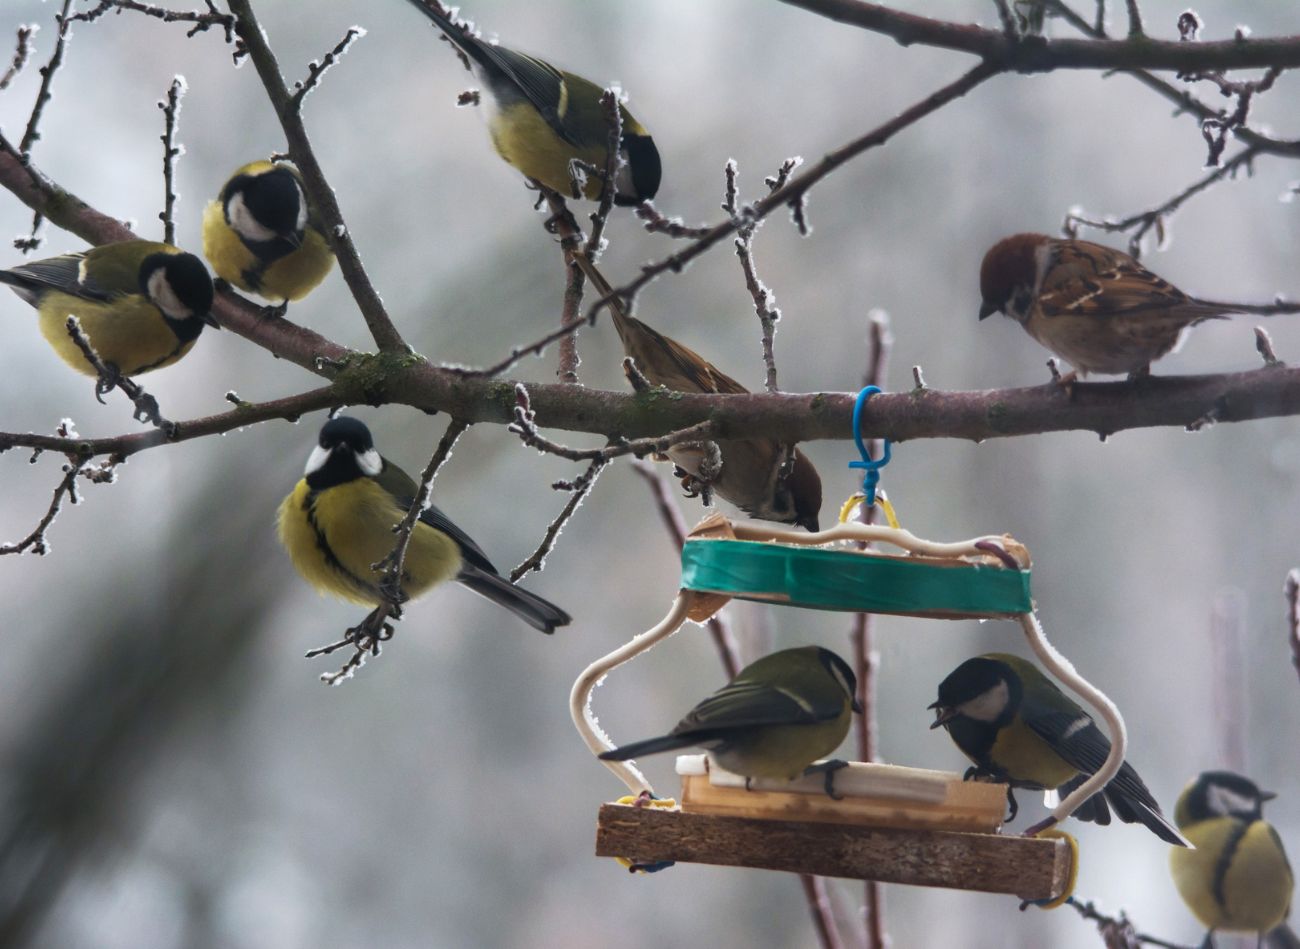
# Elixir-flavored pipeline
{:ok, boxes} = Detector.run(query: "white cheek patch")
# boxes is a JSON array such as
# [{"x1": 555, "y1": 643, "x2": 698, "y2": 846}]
[
  {"x1": 292, "y1": 181, "x2": 308, "y2": 234},
  {"x1": 957, "y1": 679, "x2": 1010, "y2": 723},
  {"x1": 304, "y1": 443, "x2": 332, "y2": 476},
  {"x1": 357, "y1": 448, "x2": 382, "y2": 476},
  {"x1": 828, "y1": 663, "x2": 853, "y2": 701},
  {"x1": 147, "y1": 268, "x2": 190, "y2": 319},
  {"x1": 1206, "y1": 783, "x2": 1257, "y2": 818},
  {"x1": 227, "y1": 192, "x2": 279, "y2": 243}
]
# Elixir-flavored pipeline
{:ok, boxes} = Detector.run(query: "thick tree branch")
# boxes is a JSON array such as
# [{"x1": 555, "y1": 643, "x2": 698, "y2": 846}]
[
  {"x1": 227, "y1": 0, "x2": 406, "y2": 353},
  {"x1": 778, "y1": 0, "x2": 1300, "y2": 73}
]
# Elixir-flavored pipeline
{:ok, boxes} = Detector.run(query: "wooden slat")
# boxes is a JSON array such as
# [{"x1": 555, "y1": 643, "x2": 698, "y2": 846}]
[{"x1": 595, "y1": 804, "x2": 1070, "y2": 901}]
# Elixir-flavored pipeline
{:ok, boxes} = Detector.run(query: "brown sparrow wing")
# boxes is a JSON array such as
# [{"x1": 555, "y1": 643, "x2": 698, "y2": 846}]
[{"x1": 1039, "y1": 239, "x2": 1220, "y2": 320}]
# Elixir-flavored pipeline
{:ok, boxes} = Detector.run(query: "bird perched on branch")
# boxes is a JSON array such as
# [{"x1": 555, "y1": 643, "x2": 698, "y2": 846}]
[
  {"x1": 0, "y1": 240, "x2": 215, "y2": 377},
  {"x1": 600, "y1": 645, "x2": 861, "y2": 793},
  {"x1": 978, "y1": 232, "x2": 1275, "y2": 379},
  {"x1": 930, "y1": 653, "x2": 1188, "y2": 845},
  {"x1": 278, "y1": 416, "x2": 571, "y2": 634},
  {"x1": 577, "y1": 255, "x2": 822, "y2": 530},
  {"x1": 202, "y1": 160, "x2": 334, "y2": 305},
  {"x1": 401, "y1": 0, "x2": 661, "y2": 205},
  {"x1": 1169, "y1": 771, "x2": 1297, "y2": 948}
]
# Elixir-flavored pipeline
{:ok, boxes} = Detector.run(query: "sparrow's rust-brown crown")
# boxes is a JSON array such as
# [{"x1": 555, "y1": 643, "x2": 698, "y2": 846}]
[{"x1": 978, "y1": 233, "x2": 1049, "y2": 320}]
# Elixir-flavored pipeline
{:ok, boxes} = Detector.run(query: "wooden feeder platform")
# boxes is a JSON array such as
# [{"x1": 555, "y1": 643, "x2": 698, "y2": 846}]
[{"x1": 594, "y1": 759, "x2": 1072, "y2": 902}]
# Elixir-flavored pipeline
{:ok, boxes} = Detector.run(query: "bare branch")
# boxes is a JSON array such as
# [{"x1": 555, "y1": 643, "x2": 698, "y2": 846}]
[
  {"x1": 67, "y1": 0, "x2": 235, "y2": 41},
  {"x1": 290, "y1": 26, "x2": 365, "y2": 112},
  {"x1": 778, "y1": 0, "x2": 1300, "y2": 73},
  {"x1": 1122, "y1": 0, "x2": 1144, "y2": 38},
  {"x1": 157, "y1": 76, "x2": 185, "y2": 245},
  {"x1": 228, "y1": 0, "x2": 407, "y2": 353},
  {"x1": 1255, "y1": 327, "x2": 1281, "y2": 367},
  {"x1": 64, "y1": 317, "x2": 174, "y2": 432},
  {"x1": 798, "y1": 874, "x2": 845, "y2": 949},
  {"x1": 509, "y1": 457, "x2": 607, "y2": 581},
  {"x1": 1064, "y1": 146, "x2": 1258, "y2": 257},
  {"x1": 636, "y1": 202, "x2": 712, "y2": 240},
  {"x1": 1064, "y1": 897, "x2": 1192, "y2": 949},
  {"x1": 19, "y1": 0, "x2": 72, "y2": 158},
  {"x1": 0, "y1": 24, "x2": 35, "y2": 91},
  {"x1": 583, "y1": 89, "x2": 622, "y2": 260},
  {"x1": 587, "y1": 62, "x2": 999, "y2": 325},
  {"x1": 0, "y1": 458, "x2": 82, "y2": 556}
]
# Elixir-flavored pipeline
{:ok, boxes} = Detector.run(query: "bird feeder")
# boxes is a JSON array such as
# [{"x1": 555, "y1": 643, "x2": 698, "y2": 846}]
[
  {"x1": 571, "y1": 510, "x2": 1122, "y2": 903},
  {"x1": 573, "y1": 387, "x2": 1119, "y2": 901}
]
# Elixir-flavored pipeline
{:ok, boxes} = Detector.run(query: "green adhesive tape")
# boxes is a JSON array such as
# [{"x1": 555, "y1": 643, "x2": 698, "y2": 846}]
[{"x1": 680, "y1": 539, "x2": 1031, "y2": 617}]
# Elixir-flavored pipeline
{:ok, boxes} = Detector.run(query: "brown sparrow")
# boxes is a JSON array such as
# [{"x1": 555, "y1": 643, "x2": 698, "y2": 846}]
[
  {"x1": 578, "y1": 255, "x2": 822, "y2": 530},
  {"x1": 979, "y1": 233, "x2": 1245, "y2": 378}
]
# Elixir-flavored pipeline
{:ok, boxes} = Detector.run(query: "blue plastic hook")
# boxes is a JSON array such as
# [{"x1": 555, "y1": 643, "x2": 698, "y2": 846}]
[{"x1": 848, "y1": 386, "x2": 891, "y2": 507}]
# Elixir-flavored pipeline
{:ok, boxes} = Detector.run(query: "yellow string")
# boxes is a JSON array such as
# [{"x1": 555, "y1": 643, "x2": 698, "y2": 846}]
[
  {"x1": 612, "y1": 796, "x2": 678, "y2": 871},
  {"x1": 1024, "y1": 828, "x2": 1079, "y2": 909},
  {"x1": 837, "y1": 491, "x2": 901, "y2": 530}
]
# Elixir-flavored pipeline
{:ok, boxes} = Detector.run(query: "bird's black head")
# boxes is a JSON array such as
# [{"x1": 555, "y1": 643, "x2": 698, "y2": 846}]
[
  {"x1": 139, "y1": 251, "x2": 216, "y2": 339},
  {"x1": 616, "y1": 132, "x2": 661, "y2": 206},
  {"x1": 224, "y1": 165, "x2": 307, "y2": 248},
  {"x1": 929, "y1": 655, "x2": 1019, "y2": 730},
  {"x1": 815, "y1": 646, "x2": 862, "y2": 713},
  {"x1": 305, "y1": 416, "x2": 383, "y2": 490},
  {"x1": 1177, "y1": 770, "x2": 1276, "y2": 826}
]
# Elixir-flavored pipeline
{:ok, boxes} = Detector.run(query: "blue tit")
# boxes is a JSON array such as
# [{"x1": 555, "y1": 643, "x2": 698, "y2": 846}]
[
  {"x1": 930, "y1": 653, "x2": 1188, "y2": 845},
  {"x1": 278, "y1": 416, "x2": 570, "y2": 633},
  {"x1": 403, "y1": 1, "x2": 661, "y2": 205},
  {"x1": 0, "y1": 240, "x2": 215, "y2": 376}
]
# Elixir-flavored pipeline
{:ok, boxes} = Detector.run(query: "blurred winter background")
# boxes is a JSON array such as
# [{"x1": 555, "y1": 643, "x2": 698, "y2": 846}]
[{"x1": 0, "y1": 0, "x2": 1297, "y2": 946}]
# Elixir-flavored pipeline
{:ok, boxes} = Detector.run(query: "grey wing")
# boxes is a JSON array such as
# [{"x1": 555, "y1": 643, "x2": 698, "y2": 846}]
[{"x1": 675, "y1": 680, "x2": 837, "y2": 738}]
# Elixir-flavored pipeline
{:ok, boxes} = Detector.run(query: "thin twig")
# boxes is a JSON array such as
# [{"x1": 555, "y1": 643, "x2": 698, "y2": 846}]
[
  {"x1": 1063, "y1": 146, "x2": 1259, "y2": 257},
  {"x1": 1121, "y1": 0, "x2": 1143, "y2": 37},
  {"x1": 1064, "y1": 897, "x2": 1192, "y2": 949},
  {"x1": 636, "y1": 202, "x2": 713, "y2": 240},
  {"x1": 1255, "y1": 327, "x2": 1281, "y2": 367},
  {"x1": 65, "y1": 317, "x2": 174, "y2": 432},
  {"x1": 629, "y1": 460, "x2": 739, "y2": 678},
  {"x1": 584, "y1": 89, "x2": 622, "y2": 259},
  {"x1": 67, "y1": 0, "x2": 235, "y2": 40},
  {"x1": 0, "y1": 460, "x2": 83, "y2": 556},
  {"x1": 1286, "y1": 569, "x2": 1300, "y2": 688},
  {"x1": 510, "y1": 383, "x2": 717, "y2": 463},
  {"x1": 290, "y1": 26, "x2": 365, "y2": 112},
  {"x1": 0, "y1": 25, "x2": 35, "y2": 91},
  {"x1": 799, "y1": 874, "x2": 845, "y2": 949},
  {"x1": 19, "y1": 0, "x2": 72, "y2": 158},
  {"x1": 584, "y1": 62, "x2": 999, "y2": 326},
  {"x1": 992, "y1": 0, "x2": 1017, "y2": 37},
  {"x1": 157, "y1": 76, "x2": 185, "y2": 246},
  {"x1": 509, "y1": 457, "x2": 607, "y2": 581}
]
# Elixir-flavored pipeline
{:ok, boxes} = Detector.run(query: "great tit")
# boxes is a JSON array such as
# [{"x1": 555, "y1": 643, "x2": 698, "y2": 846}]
[
  {"x1": 0, "y1": 240, "x2": 216, "y2": 377},
  {"x1": 599, "y1": 645, "x2": 861, "y2": 791},
  {"x1": 202, "y1": 160, "x2": 334, "y2": 303},
  {"x1": 930, "y1": 653, "x2": 1188, "y2": 846},
  {"x1": 582, "y1": 260, "x2": 821, "y2": 530},
  {"x1": 277, "y1": 416, "x2": 571, "y2": 633},
  {"x1": 403, "y1": 1, "x2": 661, "y2": 205},
  {"x1": 1170, "y1": 771, "x2": 1297, "y2": 948}
]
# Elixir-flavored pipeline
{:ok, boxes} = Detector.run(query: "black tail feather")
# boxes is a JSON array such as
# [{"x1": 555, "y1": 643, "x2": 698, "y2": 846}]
[
  {"x1": 456, "y1": 564, "x2": 570, "y2": 634},
  {"x1": 599, "y1": 733, "x2": 702, "y2": 762}
]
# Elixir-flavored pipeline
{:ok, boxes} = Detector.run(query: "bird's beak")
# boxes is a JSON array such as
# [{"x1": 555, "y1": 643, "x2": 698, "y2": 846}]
[
  {"x1": 978, "y1": 301, "x2": 999, "y2": 321},
  {"x1": 202, "y1": 312, "x2": 221, "y2": 329},
  {"x1": 928, "y1": 701, "x2": 956, "y2": 729},
  {"x1": 1260, "y1": 790, "x2": 1279, "y2": 802},
  {"x1": 851, "y1": 697, "x2": 864, "y2": 714}
]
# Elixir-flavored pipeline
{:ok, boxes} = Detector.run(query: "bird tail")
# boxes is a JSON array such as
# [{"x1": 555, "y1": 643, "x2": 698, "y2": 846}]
[
  {"x1": 1058, "y1": 771, "x2": 1190, "y2": 846},
  {"x1": 1190, "y1": 296, "x2": 1300, "y2": 318},
  {"x1": 1266, "y1": 923, "x2": 1300, "y2": 949},
  {"x1": 568, "y1": 250, "x2": 645, "y2": 357},
  {"x1": 0, "y1": 269, "x2": 41, "y2": 306},
  {"x1": 456, "y1": 563, "x2": 570, "y2": 634},
  {"x1": 598, "y1": 733, "x2": 704, "y2": 762},
  {"x1": 402, "y1": 1, "x2": 495, "y2": 72}
]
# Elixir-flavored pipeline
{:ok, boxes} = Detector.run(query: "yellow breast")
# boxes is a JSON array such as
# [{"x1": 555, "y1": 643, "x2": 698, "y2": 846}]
[
  {"x1": 488, "y1": 102, "x2": 609, "y2": 200},
  {"x1": 987, "y1": 718, "x2": 1079, "y2": 789},
  {"x1": 1171, "y1": 817, "x2": 1293, "y2": 933},
  {"x1": 277, "y1": 479, "x2": 463, "y2": 606},
  {"x1": 37, "y1": 291, "x2": 194, "y2": 376}
]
